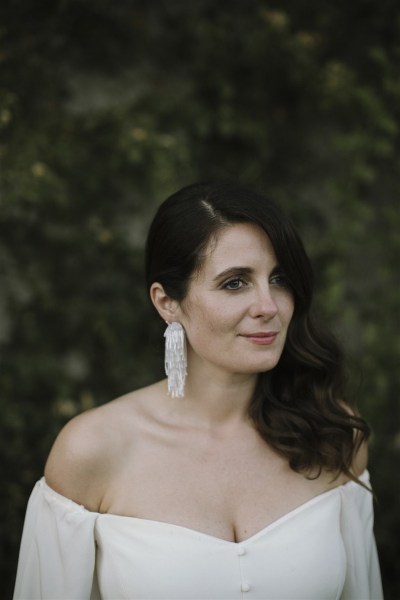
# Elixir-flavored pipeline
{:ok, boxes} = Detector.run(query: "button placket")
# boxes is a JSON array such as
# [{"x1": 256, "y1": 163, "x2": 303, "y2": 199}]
[{"x1": 237, "y1": 545, "x2": 251, "y2": 593}]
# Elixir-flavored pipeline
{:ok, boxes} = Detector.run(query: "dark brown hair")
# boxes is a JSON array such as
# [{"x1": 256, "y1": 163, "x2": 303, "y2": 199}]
[{"x1": 145, "y1": 181, "x2": 369, "y2": 482}]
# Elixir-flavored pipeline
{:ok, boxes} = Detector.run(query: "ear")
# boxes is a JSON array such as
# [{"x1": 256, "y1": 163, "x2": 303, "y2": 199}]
[{"x1": 150, "y1": 282, "x2": 181, "y2": 322}]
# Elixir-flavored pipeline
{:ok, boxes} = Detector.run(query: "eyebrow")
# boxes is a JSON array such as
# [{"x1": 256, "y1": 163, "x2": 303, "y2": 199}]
[
  {"x1": 212, "y1": 266, "x2": 254, "y2": 282},
  {"x1": 213, "y1": 264, "x2": 282, "y2": 282}
]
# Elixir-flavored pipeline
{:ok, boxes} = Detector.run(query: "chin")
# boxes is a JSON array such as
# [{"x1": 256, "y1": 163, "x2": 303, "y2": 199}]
[
  {"x1": 235, "y1": 359, "x2": 280, "y2": 374},
  {"x1": 253, "y1": 357, "x2": 282, "y2": 373}
]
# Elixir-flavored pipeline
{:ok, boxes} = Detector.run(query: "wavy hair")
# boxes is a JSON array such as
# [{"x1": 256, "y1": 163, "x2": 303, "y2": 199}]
[{"x1": 145, "y1": 181, "x2": 370, "y2": 482}]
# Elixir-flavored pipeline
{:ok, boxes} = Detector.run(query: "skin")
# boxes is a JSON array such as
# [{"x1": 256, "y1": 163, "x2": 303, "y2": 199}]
[
  {"x1": 171, "y1": 222, "x2": 295, "y2": 380},
  {"x1": 45, "y1": 222, "x2": 367, "y2": 543}
]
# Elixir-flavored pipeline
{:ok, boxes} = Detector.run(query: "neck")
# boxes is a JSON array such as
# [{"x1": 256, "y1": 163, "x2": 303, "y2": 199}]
[{"x1": 165, "y1": 360, "x2": 258, "y2": 430}]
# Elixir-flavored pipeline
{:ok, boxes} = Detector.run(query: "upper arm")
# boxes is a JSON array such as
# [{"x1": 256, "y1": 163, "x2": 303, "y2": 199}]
[{"x1": 44, "y1": 408, "x2": 109, "y2": 511}]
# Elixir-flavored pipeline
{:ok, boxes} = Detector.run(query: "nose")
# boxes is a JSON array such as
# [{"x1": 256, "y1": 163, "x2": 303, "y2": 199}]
[{"x1": 249, "y1": 285, "x2": 279, "y2": 319}]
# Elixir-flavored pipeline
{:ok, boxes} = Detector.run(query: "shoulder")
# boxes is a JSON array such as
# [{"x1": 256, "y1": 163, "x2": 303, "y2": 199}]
[
  {"x1": 331, "y1": 401, "x2": 369, "y2": 484},
  {"x1": 317, "y1": 402, "x2": 369, "y2": 488},
  {"x1": 351, "y1": 437, "x2": 368, "y2": 478},
  {"x1": 340, "y1": 401, "x2": 369, "y2": 478},
  {"x1": 44, "y1": 405, "x2": 117, "y2": 511},
  {"x1": 44, "y1": 381, "x2": 166, "y2": 510}
]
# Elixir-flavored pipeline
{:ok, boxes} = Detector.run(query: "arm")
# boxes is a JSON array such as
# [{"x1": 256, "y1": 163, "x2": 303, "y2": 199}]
[
  {"x1": 14, "y1": 408, "x2": 110, "y2": 599},
  {"x1": 13, "y1": 479, "x2": 99, "y2": 600},
  {"x1": 340, "y1": 470, "x2": 383, "y2": 600}
]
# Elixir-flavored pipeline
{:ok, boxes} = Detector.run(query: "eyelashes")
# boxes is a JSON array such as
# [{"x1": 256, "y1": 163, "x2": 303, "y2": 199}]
[
  {"x1": 221, "y1": 277, "x2": 247, "y2": 290},
  {"x1": 221, "y1": 272, "x2": 289, "y2": 291},
  {"x1": 269, "y1": 273, "x2": 290, "y2": 287}
]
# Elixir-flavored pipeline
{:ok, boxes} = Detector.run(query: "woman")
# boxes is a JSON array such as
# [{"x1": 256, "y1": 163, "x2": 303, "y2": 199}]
[{"x1": 14, "y1": 181, "x2": 383, "y2": 599}]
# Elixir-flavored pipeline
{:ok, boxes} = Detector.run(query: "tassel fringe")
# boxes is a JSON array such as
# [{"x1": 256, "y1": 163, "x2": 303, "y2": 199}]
[{"x1": 164, "y1": 322, "x2": 187, "y2": 398}]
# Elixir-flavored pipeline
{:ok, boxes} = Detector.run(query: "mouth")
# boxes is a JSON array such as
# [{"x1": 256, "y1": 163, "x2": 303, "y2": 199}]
[{"x1": 240, "y1": 332, "x2": 279, "y2": 345}]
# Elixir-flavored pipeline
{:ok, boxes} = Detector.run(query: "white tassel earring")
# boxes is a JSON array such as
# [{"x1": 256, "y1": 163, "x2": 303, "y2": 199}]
[{"x1": 164, "y1": 322, "x2": 187, "y2": 398}]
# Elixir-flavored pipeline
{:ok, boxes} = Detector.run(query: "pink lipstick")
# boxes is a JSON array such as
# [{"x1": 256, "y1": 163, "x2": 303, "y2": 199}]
[{"x1": 240, "y1": 332, "x2": 278, "y2": 345}]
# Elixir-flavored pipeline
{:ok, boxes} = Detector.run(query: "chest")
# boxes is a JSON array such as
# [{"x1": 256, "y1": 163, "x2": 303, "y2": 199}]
[{"x1": 101, "y1": 430, "x2": 332, "y2": 543}]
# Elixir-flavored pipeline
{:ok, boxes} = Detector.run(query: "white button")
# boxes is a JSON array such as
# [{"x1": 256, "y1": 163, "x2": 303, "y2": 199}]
[
  {"x1": 241, "y1": 582, "x2": 251, "y2": 592},
  {"x1": 237, "y1": 546, "x2": 246, "y2": 556}
]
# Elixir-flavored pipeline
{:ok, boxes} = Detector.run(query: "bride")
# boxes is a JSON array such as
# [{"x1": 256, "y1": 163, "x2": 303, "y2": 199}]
[{"x1": 14, "y1": 181, "x2": 382, "y2": 599}]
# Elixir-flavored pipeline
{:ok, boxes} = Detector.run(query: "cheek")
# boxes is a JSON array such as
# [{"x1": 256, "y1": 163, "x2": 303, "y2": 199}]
[
  {"x1": 183, "y1": 299, "x2": 235, "y2": 336},
  {"x1": 194, "y1": 307, "x2": 227, "y2": 334},
  {"x1": 281, "y1": 294, "x2": 295, "y2": 323},
  {"x1": 204, "y1": 299, "x2": 246, "y2": 333},
  {"x1": 283, "y1": 302, "x2": 295, "y2": 338},
  {"x1": 287, "y1": 302, "x2": 295, "y2": 323}
]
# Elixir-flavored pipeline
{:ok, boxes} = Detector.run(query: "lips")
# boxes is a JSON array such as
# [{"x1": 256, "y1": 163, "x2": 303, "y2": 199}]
[{"x1": 240, "y1": 332, "x2": 279, "y2": 345}]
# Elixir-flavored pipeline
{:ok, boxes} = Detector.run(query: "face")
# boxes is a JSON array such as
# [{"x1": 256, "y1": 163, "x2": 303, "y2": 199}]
[{"x1": 177, "y1": 222, "x2": 295, "y2": 377}]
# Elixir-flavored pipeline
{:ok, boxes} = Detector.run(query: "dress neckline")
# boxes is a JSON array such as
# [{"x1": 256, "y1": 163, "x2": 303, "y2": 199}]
[
  {"x1": 40, "y1": 474, "x2": 368, "y2": 545},
  {"x1": 98, "y1": 484, "x2": 344, "y2": 545}
]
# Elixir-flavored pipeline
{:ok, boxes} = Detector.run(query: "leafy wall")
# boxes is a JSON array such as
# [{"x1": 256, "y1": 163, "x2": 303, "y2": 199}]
[{"x1": 1, "y1": 0, "x2": 399, "y2": 596}]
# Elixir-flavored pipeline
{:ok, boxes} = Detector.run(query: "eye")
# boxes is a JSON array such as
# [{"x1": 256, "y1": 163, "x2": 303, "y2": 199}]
[
  {"x1": 270, "y1": 272, "x2": 289, "y2": 287},
  {"x1": 222, "y1": 277, "x2": 247, "y2": 290}
]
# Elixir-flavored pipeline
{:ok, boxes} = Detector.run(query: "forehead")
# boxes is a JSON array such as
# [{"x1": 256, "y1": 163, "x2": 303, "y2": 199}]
[{"x1": 198, "y1": 222, "x2": 277, "y2": 276}]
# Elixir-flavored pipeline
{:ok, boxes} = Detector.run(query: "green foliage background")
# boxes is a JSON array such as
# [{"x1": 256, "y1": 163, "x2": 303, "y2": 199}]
[{"x1": 1, "y1": 0, "x2": 399, "y2": 597}]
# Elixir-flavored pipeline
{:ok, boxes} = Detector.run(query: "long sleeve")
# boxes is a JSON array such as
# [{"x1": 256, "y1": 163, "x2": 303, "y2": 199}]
[
  {"x1": 14, "y1": 478, "x2": 100, "y2": 600},
  {"x1": 340, "y1": 470, "x2": 384, "y2": 599}
]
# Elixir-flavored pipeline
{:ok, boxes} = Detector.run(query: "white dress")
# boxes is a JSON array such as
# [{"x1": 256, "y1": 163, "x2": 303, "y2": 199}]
[{"x1": 14, "y1": 470, "x2": 383, "y2": 600}]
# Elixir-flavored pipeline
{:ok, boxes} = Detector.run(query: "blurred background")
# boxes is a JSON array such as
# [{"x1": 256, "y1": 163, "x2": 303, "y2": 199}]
[{"x1": 1, "y1": 0, "x2": 399, "y2": 597}]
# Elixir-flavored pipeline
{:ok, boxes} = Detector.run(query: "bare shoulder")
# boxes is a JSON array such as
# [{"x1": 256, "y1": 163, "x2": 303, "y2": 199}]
[
  {"x1": 44, "y1": 381, "x2": 166, "y2": 510},
  {"x1": 340, "y1": 401, "x2": 369, "y2": 477},
  {"x1": 314, "y1": 402, "x2": 369, "y2": 489},
  {"x1": 44, "y1": 405, "x2": 112, "y2": 509},
  {"x1": 352, "y1": 437, "x2": 369, "y2": 478}
]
